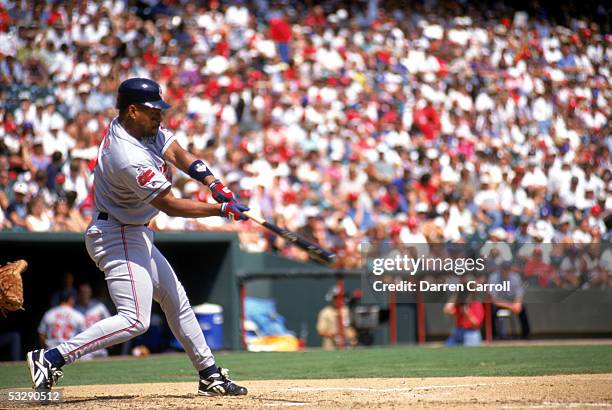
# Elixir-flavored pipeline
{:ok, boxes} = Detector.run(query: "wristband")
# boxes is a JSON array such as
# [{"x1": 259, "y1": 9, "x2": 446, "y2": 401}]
[{"x1": 188, "y1": 159, "x2": 213, "y2": 182}]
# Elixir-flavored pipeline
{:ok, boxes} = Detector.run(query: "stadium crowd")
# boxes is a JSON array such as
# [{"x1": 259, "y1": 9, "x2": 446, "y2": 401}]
[{"x1": 0, "y1": 0, "x2": 610, "y2": 288}]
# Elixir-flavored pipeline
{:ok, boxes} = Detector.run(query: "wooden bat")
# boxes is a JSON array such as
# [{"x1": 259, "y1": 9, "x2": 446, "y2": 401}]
[{"x1": 244, "y1": 211, "x2": 336, "y2": 264}]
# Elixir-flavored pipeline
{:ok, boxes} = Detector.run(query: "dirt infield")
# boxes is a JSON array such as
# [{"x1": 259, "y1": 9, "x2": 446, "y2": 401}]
[{"x1": 10, "y1": 373, "x2": 612, "y2": 409}]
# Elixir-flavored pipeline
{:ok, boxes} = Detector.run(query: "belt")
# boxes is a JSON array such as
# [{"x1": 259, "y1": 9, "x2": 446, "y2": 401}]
[{"x1": 97, "y1": 212, "x2": 149, "y2": 227}]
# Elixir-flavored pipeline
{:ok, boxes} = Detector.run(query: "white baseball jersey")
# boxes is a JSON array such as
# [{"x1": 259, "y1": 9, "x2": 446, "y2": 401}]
[
  {"x1": 94, "y1": 118, "x2": 175, "y2": 225},
  {"x1": 54, "y1": 116, "x2": 216, "y2": 372},
  {"x1": 38, "y1": 305, "x2": 86, "y2": 349}
]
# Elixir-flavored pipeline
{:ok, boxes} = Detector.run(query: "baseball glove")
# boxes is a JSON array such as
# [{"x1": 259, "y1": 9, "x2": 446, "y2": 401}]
[{"x1": 0, "y1": 260, "x2": 27, "y2": 314}]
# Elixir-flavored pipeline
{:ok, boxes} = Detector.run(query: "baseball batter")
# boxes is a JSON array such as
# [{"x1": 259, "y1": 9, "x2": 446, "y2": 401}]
[{"x1": 27, "y1": 78, "x2": 249, "y2": 397}]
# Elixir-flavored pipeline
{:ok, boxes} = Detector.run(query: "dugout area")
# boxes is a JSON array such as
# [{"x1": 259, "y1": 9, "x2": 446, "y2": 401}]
[
  {"x1": 1, "y1": 231, "x2": 371, "y2": 354},
  {"x1": 1, "y1": 231, "x2": 244, "y2": 354}
]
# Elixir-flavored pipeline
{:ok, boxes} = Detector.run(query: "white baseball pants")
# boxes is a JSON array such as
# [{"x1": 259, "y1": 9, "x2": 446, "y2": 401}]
[{"x1": 55, "y1": 220, "x2": 215, "y2": 371}]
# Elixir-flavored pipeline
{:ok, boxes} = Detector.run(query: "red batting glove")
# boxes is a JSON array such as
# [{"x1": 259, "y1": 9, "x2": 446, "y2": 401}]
[
  {"x1": 220, "y1": 200, "x2": 249, "y2": 221},
  {"x1": 209, "y1": 179, "x2": 235, "y2": 203}
]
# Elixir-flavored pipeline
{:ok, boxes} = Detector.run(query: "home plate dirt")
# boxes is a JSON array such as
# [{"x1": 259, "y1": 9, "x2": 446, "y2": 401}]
[{"x1": 33, "y1": 374, "x2": 612, "y2": 409}]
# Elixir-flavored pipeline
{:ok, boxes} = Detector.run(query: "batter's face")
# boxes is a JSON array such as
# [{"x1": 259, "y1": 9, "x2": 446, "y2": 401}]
[{"x1": 129, "y1": 104, "x2": 163, "y2": 139}]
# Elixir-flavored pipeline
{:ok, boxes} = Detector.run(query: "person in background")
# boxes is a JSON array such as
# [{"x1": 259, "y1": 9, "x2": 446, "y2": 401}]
[
  {"x1": 25, "y1": 195, "x2": 52, "y2": 232},
  {"x1": 488, "y1": 261, "x2": 530, "y2": 340},
  {"x1": 316, "y1": 286, "x2": 357, "y2": 350},
  {"x1": 444, "y1": 289, "x2": 484, "y2": 346},
  {"x1": 52, "y1": 194, "x2": 87, "y2": 232},
  {"x1": 7, "y1": 181, "x2": 29, "y2": 231},
  {"x1": 38, "y1": 290, "x2": 85, "y2": 350},
  {"x1": 75, "y1": 283, "x2": 111, "y2": 359},
  {"x1": 50, "y1": 271, "x2": 78, "y2": 307}
]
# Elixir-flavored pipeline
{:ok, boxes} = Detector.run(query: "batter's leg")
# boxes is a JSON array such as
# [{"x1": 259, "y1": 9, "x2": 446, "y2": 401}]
[
  {"x1": 54, "y1": 225, "x2": 154, "y2": 364},
  {"x1": 149, "y1": 244, "x2": 215, "y2": 371},
  {"x1": 56, "y1": 271, "x2": 153, "y2": 363}
]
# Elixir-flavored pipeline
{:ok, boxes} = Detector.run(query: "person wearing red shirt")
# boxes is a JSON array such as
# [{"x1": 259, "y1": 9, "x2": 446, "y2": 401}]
[
  {"x1": 413, "y1": 101, "x2": 441, "y2": 140},
  {"x1": 0, "y1": 5, "x2": 10, "y2": 32},
  {"x1": 414, "y1": 173, "x2": 440, "y2": 205},
  {"x1": 443, "y1": 290, "x2": 484, "y2": 346},
  {"x1": 523, "y1": 248, "x2": 559, "y2": 287},
  {"x1": 268, "y1": 13, "x2": 292, "y2": 63}
]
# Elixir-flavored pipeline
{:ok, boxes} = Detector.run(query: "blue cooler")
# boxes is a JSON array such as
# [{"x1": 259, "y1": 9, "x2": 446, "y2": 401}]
[{"x1": 170, "y1": 303, "x2": 224, "y2": 350}]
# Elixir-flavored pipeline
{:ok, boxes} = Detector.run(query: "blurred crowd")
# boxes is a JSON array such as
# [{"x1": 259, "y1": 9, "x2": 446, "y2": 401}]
[{"x1": 0, "y1": 0, "x2": 610, "y2": 272}]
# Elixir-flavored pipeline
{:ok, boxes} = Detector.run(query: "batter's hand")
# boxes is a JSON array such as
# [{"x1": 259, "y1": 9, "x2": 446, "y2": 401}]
[
  {"x1": 209, "y1": 179, "x2": 235, "y2": 203},
  {"x1": 220, "y1": 200, "x2": 249, "y2": 221}
]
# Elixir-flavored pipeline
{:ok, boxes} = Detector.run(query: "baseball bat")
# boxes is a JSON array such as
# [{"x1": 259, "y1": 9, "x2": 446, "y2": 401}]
[{"x1": 243, "y1": 211, "x2": 336, "y2": 264}]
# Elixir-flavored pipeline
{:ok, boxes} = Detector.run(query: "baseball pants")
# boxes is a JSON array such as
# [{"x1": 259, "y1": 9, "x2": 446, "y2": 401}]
[{"x1": 54, "y1": 220, "x2": 215, "y2": 371}]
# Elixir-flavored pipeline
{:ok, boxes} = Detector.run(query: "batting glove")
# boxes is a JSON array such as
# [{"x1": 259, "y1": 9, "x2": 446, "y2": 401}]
[
  {"x1": 209, "y1": 179, "x2": 235, "y2": 203},
  {"x1": 220, "y1": 200, "x2": 249, "y2": 221}
]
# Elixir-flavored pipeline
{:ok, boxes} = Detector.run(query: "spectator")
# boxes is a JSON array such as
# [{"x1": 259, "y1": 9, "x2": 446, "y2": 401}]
[
  {"x1": 62, "y1": 159, "x2": 89, "y2": 206},
  {"x1": 52, "y1": 195, "x2": 87, "y2": 232},
  {"x1": 24, "y1": 195, "x2": 52, "y2": 232},
  {"x1": 29, "y1": 138, "x2": 50, "y2": 172},
  {"x1": 6, "y1": 181, "x2": 29, "y2": 231},
  {"x1": 522, "y1": 246, "x2": 559, "y2": 287}
]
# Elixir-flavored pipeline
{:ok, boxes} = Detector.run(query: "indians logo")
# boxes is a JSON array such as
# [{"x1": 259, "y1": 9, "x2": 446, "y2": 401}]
[{"x1": 137, "y1": 168, "x2": 155, "y2": 187}]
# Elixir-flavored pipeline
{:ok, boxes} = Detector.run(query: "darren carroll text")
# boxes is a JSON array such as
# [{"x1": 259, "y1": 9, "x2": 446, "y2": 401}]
[{"x1": 372, "y1": 280, "x2": 511, "y2": 293}]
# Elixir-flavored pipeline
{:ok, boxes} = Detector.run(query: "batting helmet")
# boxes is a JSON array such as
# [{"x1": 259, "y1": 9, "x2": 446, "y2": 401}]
[{"x1": 116, "y1": 78, "x2": 171, "y2": 110}]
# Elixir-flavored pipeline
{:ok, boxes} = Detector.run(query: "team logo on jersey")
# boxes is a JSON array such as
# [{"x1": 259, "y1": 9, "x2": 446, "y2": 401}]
[
  {"x1": 196, "y1": 163, "x2": 208, "y2": 173},
  {"x1": 137, "y1": 168, "x2": 155, "y2": 187}
]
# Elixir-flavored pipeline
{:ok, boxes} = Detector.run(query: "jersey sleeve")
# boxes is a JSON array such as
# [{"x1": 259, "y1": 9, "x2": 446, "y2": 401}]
[
  {"x1": 159, "y1": 126, "x2": 177, "y2": 156},
  {"x1": 117, "y1": 162, "x2": 171, "y2": 203}
]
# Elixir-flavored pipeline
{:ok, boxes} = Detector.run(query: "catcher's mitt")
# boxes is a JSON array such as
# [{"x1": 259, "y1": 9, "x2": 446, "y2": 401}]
[{"x1": 0, "y1": 260, "x2": 27, "y2": 314}]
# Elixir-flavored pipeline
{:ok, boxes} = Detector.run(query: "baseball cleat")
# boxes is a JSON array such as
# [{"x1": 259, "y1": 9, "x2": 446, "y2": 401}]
[
  {"x1": 198, "y1": 367, "x2": 248, "y2": 396},
  {"x1": 27, "y1": 349, "x2": 63, "y2": 391}
]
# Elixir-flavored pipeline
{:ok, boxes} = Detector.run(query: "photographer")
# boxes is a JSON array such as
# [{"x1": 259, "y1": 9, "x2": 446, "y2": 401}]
[{"x1": 443, "y1": 288, "x2": 484, "y2": 346}]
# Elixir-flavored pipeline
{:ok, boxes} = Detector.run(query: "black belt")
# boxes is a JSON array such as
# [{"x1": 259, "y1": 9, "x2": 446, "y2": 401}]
[{"x1": 97, "y1": 212, "x2": 149, "y2": 227}]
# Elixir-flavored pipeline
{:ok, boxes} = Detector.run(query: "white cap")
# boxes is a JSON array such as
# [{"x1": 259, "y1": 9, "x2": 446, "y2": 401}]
[
  {"x1": 415, "y1": 202, "x2": 429, "y2": 213},
  {"x1": 489, "y1": 227, "x2": 507, "y2": 240},
  {"x1": 304, "y1": 206, "x2": 319, "y2": 218},
  {"x1": 436, "y1": 202, "x2": 449, "y2": 214},
  {"x1": 78, "y1": 83, "x2": 91, "y2": 93}
]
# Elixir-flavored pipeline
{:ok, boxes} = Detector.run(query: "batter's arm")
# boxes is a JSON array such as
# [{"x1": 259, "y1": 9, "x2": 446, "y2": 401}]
[
  {"x1": 163, "y1": 141, "x2": 216, "y2": 185},
  {"x1": 163, "y1": 140, "x2": 241, "y2": 206},
  {"x1": 151, "y1": 186, "x2": 222, "y2": 218}
]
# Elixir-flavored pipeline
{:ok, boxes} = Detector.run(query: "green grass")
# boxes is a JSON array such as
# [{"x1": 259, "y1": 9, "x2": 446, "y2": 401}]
[{"x1": 1, "y1": 345, "x2": 611, "y2": 389}]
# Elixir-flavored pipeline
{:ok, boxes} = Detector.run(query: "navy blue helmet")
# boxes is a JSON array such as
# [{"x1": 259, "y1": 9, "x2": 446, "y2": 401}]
[{"x1": 116, "y1": 78, "x2": 171, "y2": 110}]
